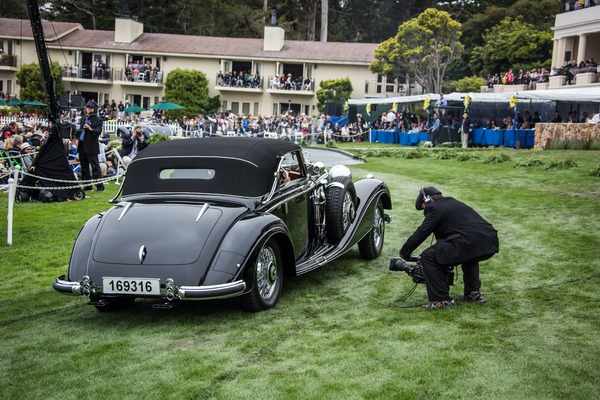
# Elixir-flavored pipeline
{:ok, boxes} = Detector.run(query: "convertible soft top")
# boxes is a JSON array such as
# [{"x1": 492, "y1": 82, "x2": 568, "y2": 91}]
[{"x1": 122, "y1": 137, "x2": 301, "y2": 198}]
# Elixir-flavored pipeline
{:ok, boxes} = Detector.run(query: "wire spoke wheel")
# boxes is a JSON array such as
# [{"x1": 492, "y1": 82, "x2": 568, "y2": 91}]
[
  {"x1": 358, "y1": 200, "x2": 385, "y2": 260},
  {"x1": 256, "y1": 246, "x2": 278, "y2": 300},
  {"x1": 243, "y1": 239, "x2": 283, "y2": 312}
]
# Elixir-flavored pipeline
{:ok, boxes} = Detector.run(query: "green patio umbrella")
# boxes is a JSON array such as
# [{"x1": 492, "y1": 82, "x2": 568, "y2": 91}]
[
  {"x1": 0, "y1": 99, "x2": 7, "y2": 106},
  {"x1": 23, "y1": 99, "x2": 48, "y2": 107},
  {"x1": 149, "y1": 101, "x2": 185, "y2": 110},
  {"x1": 124, "y1": 104, "x2": 146, "y2": 113},
  {"x1": 7, "y1": 99, "x2": 23, "y2": 106}
]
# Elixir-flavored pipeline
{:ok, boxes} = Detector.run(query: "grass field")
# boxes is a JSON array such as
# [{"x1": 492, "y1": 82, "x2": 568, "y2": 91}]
[{"x1": 1, "y1": 145, "x2": 599, "y2": 400}]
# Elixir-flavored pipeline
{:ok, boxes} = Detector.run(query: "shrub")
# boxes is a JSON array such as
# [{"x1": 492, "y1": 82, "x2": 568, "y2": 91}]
[
  {"x1": 482, "y1": 153, "x2": 511, "y2": 164},
  {"x1": 400, "y1": 149, "x2": 426, "y2": 159},
  {"x1": 455, "y1": 152, "x2": 481, "y2": 162},
  {"x1": 544, "y1": 159, "x2": 578, "y2": 170},
  {"x1": 514, "y1": 158, "x2": 544, "y2": 168},
  {"x1": 432, "y1": 150, "x2": 455, "y2": 160},
  {"x1": 549, "y1": 138, "x2": 600, "y2": 150},
  {"x1": 589, "y1": 164, "x2": 600, "y2": 177}
]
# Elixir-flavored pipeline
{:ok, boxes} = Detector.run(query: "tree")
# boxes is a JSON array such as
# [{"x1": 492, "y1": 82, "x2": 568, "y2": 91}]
[
  {"x1": 370, "y1": 8, "x2": 463, "y2": 94},
  {"x1": 163, "y1": 68, "x2": 220, "y2": 119},
  {"x1": 320, "y1": 0, "x2": 328, "y2": 42},
  {"x1": 470, "y1": 17, "x2": 553, "y2": 76},
  {"x1": 315, "y1": 77, "x2": 353, "y2": 113},
  {"x1": 16, "y1": 62, "x2": 64, "y2": 103},
  {"x1": 442, "y1": 76, "x2": 486, "y2": 94},
  {"x1": 43, "y1": 0, "x2": 119, "y2": 30}
]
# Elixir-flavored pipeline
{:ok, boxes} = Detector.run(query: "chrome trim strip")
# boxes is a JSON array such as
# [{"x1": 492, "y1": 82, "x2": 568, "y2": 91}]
[
  {"x1": 195, "y1": 202, "x2": 210, "y2": 223},
  {"x1": 118, "y1": 202, "x2": 132, "y2": 221},
  {"x1": 136, "y1": 155, "x2": 259, "y2": 168},
  {"x1": 177, "y1": 280, "x2": 247, "y2": 300}
]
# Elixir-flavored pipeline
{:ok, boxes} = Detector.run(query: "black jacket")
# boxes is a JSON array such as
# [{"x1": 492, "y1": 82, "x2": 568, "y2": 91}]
[
  {"x1": 77, "y1": 113, "x2": 103, "y2": 155},
  {"x1": 400, "y1": 197, "x2": 499, "y2": 265},
  {"x1": 120, "y1": 135, "x2": 148, "y2": 158}
]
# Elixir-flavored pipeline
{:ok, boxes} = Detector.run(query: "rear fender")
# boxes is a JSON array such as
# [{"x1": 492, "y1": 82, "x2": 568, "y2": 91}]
[
  {"x1": 68, "y1": 213, "x2": 104, "y2": 281},
  {"x1": 202, "y1": 214, "x2": 294, "y2": 285}
]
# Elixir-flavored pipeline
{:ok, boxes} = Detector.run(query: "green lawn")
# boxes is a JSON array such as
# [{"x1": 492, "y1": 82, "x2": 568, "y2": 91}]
[{"x1": 1, "y1": 146, "x2": 599, "y2": 400}]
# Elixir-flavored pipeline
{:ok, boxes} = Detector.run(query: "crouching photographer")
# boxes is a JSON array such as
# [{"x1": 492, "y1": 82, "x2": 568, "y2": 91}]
[
  {"x1": 120, "y1": 124, "x2": 148, "y2": 167},
  {"x1": 391, "y1": 187, "x2": 499, "y2": 309}
]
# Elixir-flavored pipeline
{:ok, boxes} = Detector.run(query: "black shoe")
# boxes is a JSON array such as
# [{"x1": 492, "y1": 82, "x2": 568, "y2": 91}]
[
  {"x1": 96, "y1": 186, "x2": 105, "y2": 192},
  {"x1": 84, "y1": 186, "x2": 93, "y2": 191},
  {"x1": 458, "y1": 291, "x2": 486, "y2": 303}
]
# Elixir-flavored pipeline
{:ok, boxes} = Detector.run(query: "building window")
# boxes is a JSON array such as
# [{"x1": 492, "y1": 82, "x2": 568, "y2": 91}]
[
  {"x1": 231, "y1": 102, "x2": 239, "y2": 114},
  {"x1": 242, "y1": 102, "x2": 250, "y2": 115}
]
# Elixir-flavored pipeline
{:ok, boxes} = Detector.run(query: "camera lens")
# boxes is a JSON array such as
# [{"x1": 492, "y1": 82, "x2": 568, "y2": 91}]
[{"x1": 389, "y1": 257, "x2": 409, "y2": 271}]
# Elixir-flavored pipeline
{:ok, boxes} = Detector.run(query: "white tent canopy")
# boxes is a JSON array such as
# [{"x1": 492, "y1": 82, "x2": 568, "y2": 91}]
[{"x1": 348, "y1": 87, "x2": 600, "y2": 105}]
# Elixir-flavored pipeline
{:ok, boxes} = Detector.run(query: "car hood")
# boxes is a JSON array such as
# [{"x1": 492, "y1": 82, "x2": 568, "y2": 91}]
[{"x1": 93, "y1": 202, "x2": 235, "y2": 266}]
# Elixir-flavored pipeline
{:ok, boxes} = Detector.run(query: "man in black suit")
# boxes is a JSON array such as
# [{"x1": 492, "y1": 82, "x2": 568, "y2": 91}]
[
  {"x1": 78, "y1": 101, "x2": 104, "y2": 191},
  {"x1": 399, "y1": 187, "x2": 499, "y2": 309}
]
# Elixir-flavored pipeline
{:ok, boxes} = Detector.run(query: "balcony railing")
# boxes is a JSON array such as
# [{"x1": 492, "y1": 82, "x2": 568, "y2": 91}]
[
  {"x1": 266, "y1": 76, "x2": 315, "y2": 92},
  {"x1": 0, "y1": 54, "x2": 18, "y2": 68},
  {"x1": 216, "y1": 73, "x2": 264, "y2": 90},
  {"x1": 61, "y1": 66, "x2": 164, "y2": 84}
]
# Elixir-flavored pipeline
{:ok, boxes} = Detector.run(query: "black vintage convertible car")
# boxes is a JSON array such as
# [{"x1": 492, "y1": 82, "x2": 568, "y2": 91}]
[{"x1": 54, "y1": 137, "x2": 391, "y2": 312}]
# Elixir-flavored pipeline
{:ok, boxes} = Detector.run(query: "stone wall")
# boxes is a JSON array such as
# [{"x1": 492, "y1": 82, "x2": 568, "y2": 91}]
[{"x1": 534, "y1": 123, "x2": 600, "y2": 149}]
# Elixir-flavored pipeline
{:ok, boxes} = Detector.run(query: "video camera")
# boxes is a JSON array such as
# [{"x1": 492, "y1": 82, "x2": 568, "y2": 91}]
[{"x1": 389, "y1": 255, "x2": 454, "y2": 286}]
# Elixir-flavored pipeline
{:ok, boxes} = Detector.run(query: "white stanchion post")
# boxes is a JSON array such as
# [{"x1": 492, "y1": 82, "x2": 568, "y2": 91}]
[{"x1": 6, "y1": 165, "x2": 20, "y2": 245}]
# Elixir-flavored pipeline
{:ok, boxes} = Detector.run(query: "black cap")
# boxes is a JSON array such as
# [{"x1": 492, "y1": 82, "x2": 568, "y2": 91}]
[{"x1": 415, "y1": 186, "x2": 442, "y2": 210}]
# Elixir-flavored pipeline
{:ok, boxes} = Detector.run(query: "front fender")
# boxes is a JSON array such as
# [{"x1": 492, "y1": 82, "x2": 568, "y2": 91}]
[
  {"x1": 348, "y1": 178, "x2": 392, "y2": 245},
  {"x1": 202, "y1": 213, "x2": 292, "y2": 285}
]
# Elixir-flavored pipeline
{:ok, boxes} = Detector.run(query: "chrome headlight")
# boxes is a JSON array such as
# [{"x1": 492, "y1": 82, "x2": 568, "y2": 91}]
[{"x1": 329, "y1": 165, "x2": 352, "y2": 180}]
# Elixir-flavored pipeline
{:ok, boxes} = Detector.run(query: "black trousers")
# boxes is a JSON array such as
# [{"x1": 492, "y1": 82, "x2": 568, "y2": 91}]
[
  {"x1": 79, "y1": 151, "x2": 104, "y2": 190},
  {"x1": 420, "y1": 246, "x2": 481, "y2": 301}
]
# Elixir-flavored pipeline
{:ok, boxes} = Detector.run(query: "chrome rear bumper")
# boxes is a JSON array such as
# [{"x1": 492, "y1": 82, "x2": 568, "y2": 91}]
[{"x1": 53, "y1": 275, "x2": 247, "y2": 300}]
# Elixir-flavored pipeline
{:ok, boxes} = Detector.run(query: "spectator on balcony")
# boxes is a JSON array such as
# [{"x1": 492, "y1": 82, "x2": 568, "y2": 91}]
[
  {"x1": 303, "y1": 77, "x2": 312, "y2": 90},
  {"x1": 125, "y1": 63, "x2": 133, "y2": 81},
  {"x1": 222, "y1": 72, "x2": 232, "y2": 86},
  {"x1": 285, "y1": 74, "x2": 294, "y2": 90},
  {"x1": 143, "y1": 60, "x2": 153, "y2": 82},
  {"x1": 505, "y1": 69, "x2": 515, "y2": 84}
]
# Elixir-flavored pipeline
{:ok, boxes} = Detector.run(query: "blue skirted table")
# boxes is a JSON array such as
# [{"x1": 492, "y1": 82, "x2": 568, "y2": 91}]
[
  {"x1": 370, "y1": 130, "x2": 430, "y2": 145},
  {"x1": 472, "y1": 128, "x2": 535, "y2": 148}
]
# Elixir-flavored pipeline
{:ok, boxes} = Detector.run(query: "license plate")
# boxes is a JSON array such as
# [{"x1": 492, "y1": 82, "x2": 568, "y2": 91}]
[{"x1": 102, "y1": 277, "x2": 161, "y2": 295}]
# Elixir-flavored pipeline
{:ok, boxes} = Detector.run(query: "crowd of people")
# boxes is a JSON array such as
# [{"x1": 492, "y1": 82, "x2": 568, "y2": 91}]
[
  {"x1": 215, "y1": 70, "x2": 313, "y2": 91},
  {"x1": 178, "y1": 111, "x2": 368, "y2": 143},
  {"x1": 487, "y1": 58, "x2": 597, "y2": 90}
]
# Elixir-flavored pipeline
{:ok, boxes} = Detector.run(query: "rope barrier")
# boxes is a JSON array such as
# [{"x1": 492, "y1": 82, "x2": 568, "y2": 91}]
[{"x1": 1, "y1": 165, "x2": 125, "y2": 191}]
